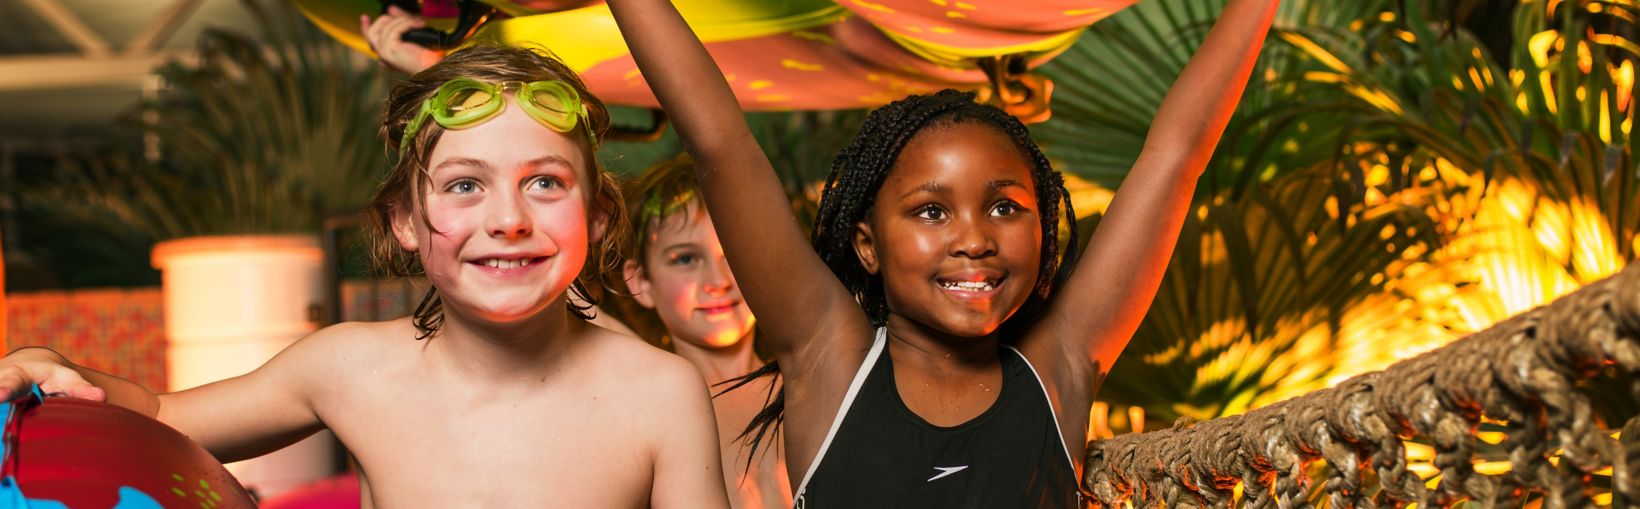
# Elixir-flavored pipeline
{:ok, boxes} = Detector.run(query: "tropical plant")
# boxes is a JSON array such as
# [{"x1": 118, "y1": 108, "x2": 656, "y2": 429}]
[
  {"x1": 1034, "y1": 0, "x2": 1391, "y2": 193},
  {"x1": 1048, "y1": 0, "x2": 1637, "y2": 503},
  {"x1": 1279, "y1": 0, "x2": 1640, "y2": 422},
  {"x1": 1031, "y1": 0, "x2": 1467, "y2": 428},
  {"x1": 1040, "y1": 0, "x2": 1638, "y2": 414},
  {"x1": 35, "y1": 1, "x2": 387, "y2": 240}
]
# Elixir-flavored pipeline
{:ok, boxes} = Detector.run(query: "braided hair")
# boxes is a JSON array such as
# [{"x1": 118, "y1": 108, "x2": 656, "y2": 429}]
[{"x1": 730, "y1": 88, "x2": 1079, "y2": 459}]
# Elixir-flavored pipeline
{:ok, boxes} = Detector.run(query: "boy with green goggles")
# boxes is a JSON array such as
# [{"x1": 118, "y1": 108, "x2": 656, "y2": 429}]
[{"x1": 400, "y1": 77, "x2": 597, "y2": 154}]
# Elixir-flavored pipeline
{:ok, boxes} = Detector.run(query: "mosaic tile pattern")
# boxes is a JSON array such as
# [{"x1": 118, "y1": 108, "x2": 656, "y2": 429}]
[
  {"x1": 5, "y1": 288, "x2": 168, "y2": 390},
  {"x1": 4, "y1": 279, "x2": 425, "y2": 391}
]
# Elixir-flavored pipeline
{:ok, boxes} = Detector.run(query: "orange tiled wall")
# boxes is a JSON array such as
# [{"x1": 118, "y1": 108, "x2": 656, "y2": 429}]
[
  {"x1": 5, "y1": 288, "x2": 168, "y2": 390},
  {"x1": 3, "y1": 279, "x2": 424, "y2": 391}
]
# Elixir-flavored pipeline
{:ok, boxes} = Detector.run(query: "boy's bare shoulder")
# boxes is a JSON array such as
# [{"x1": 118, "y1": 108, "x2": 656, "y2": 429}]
[
  {"x1": 580, "y1": 326, "x2": 705, "y2": 396},
  {"x1": 281, "y1": 319, "x2": 419, "y2": 371},
  {"x1": 294, "y1": 319, "x2": 410, "y2": 348},
  {"x1": 584, "y1": 326, "x2": 693, "y2": 369}
]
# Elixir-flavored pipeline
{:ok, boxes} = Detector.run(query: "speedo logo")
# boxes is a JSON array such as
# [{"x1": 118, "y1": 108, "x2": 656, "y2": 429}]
[{"x1": 926, "y1": 465, "x2": 968, "y2": 481}]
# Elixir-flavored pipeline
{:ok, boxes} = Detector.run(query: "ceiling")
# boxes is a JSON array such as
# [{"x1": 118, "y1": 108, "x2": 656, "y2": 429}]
[{"x1": 0, "y1": 0, "x2": 274, "y2": 144}]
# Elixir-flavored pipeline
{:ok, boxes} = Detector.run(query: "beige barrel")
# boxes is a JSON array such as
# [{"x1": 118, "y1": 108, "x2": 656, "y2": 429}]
[{"x1": 152, "y1": 234, "x2": 336, "y2": 498}]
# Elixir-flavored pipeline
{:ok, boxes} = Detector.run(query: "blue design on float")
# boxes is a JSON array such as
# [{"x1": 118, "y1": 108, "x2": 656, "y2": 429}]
[
  {"x1": 112, "y1": 487, "x2": 163, "y2": 509},
  {"x1": 0, "y1": 386, "x2": 73, "y2": 509}
]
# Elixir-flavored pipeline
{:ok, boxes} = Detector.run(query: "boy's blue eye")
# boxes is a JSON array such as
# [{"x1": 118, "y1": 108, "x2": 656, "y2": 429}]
[
  {"x1": 670, "y1": 253, "x2": 698, "y2": 266},
  {"x1": 529, "y1": 176, "x2": 565, "y2": 191},
  {"x1": 447, "y1": 180, "x2": 479, "y2": 194}
]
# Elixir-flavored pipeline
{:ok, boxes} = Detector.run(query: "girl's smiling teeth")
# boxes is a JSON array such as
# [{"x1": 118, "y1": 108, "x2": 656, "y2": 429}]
[{"x1": 936, "y1": 275, "x2": 1004, "y2": 293}]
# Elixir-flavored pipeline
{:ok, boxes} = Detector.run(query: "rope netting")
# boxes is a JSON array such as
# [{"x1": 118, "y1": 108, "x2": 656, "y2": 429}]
[{"x1": 1084, "y1": 264, "x2": 1640, "y2": 508}]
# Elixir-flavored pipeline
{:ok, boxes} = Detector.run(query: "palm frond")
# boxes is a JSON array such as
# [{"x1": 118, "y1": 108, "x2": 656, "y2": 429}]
[{"x1": 32, "y1": 0, "x2": 388, "y2": 241}]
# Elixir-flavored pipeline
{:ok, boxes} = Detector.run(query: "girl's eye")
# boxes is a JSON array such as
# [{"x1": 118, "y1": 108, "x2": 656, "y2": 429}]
[
  {"x1": 914, "y1": 205, "x2": 947, "y2": 221},
  {"x1": 991, "y1": 201, "x2": 1023, "y2": 217},
  {"x1": 670, "y1": 253, "x2": 698, "y2": 266},
  {"x1": 446, "y1": 179, "x2": 479, "y2": 194}
]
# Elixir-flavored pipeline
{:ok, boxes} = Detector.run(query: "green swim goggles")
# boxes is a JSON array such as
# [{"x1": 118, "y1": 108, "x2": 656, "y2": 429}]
[{"x1": 400, "y1": 78, "x2": 597, "y2": 155}]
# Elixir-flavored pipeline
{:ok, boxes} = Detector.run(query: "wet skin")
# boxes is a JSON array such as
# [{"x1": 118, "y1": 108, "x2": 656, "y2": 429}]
[
  {"x1": 854, "y1": 121, "x2": 1044, "y2": 344},
  {"x1": 624, "y1": 206, "x2": 792, "y2": 509},
  {"x1": 628, "y1": 208, "x2": 756, "y2": 351},
  {"x1": 392, "y1": 100, "x2": 604, "y2": 331}
]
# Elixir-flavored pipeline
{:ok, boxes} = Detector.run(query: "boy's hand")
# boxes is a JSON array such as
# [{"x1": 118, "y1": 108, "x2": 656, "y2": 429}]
[
  {"x1": 360, "y1": 5, "x2": 443, "y2": 75},
  {"x1": 0, "y1": 347, "x2": 106, "y2": 402}
]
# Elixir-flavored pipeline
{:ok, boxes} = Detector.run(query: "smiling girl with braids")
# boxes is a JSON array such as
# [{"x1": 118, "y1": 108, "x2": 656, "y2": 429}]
[{"x1": 607, "y1": 0, "x2": 1278, "y2": 506}]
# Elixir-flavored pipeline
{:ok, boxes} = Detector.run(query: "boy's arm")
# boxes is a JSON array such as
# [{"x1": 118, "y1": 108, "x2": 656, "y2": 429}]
[
  {"x1": 1028, "y1": 0, "x2": 1279, "y2": 372},
  {"x1": 155, "y1": 326, "x2": 335, "y2": 462},
  {"x1": 648, "y1": 358, "x2": 731, "y2": 508},
  {"x1": 0, "y1": 347, "x2": 151, "y2": 411},
  {"x1": 604, "y1": 0, "x2": 873, "y2": 358},
  {"x1": 0, "y1": 332, "x2": 330, "y2": 463}
]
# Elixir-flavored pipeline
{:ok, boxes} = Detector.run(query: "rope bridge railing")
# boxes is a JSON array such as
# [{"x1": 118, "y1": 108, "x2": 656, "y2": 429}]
[{"x1": 1083, "y1": 264, "x2": 1640, "y2": 508}]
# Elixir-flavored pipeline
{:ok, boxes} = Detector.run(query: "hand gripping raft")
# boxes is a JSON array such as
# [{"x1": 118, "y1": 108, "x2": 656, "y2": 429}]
[{"x1": 0, "y1": 388, "x2": 255, "y2": 509}]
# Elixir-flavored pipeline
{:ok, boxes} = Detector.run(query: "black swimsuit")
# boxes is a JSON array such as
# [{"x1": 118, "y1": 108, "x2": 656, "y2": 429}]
[{"x1": 794, "y1": 329, "x2": 1080, "y2": 508}]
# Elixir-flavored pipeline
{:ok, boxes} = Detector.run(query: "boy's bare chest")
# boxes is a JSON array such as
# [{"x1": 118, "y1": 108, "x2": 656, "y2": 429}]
[{"x1": 323, "y1": 377, "x2": 655, "y2": 507}]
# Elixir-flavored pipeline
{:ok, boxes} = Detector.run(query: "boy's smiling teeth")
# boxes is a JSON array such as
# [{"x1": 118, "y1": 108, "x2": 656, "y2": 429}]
[{"x1": 479, "y1": 257, "x2": 535, "y2": 269}]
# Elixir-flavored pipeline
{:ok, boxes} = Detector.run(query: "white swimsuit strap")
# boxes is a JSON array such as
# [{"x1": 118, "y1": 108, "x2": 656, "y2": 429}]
[
  {"x1": 1002, "y1": 345, "x2": 1078, "y2": 480},
  {"x1": 792, "y1": 328, "x2": 888, "y2": 506}
]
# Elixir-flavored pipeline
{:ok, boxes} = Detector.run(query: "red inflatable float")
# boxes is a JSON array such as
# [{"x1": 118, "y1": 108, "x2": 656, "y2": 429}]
[{"x1": 0, "y1": 389, "x2": 255, "y2": 508}]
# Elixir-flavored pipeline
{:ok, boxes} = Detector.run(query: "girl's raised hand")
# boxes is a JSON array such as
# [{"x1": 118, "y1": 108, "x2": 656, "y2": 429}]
[
  {"x1": 0, "y1": 347, "x2": 106, "y2": 402},
  {"x1": 359, "y1": 6, "x2": 442, "y2": 75}
]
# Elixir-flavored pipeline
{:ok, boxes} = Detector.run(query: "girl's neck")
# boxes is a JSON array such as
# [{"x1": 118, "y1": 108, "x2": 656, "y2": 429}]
[
  {"x1": 883, "y1": 313, "x2": 1001, "y2": 371},
  {"x1": 670, "y1": 333, "x2": 759, "y2": 385},
  {"x1": 429, "y1": 301, "x2": 580, "y2": 383}
]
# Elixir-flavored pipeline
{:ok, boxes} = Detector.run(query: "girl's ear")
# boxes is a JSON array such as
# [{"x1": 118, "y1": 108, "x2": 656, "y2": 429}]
[
  {"x1": 852, "y1": 221, "x2": 880, "y2": 275},
  {"x1": 622, "y1": 259, "x2": 655, "y2": 308},
  {"x1": 391, "y1": 206, "x2": 420, "y2": 252}
]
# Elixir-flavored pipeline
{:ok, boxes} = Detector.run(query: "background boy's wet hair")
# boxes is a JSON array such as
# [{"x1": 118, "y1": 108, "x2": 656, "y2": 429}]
[
  {"x1": 608, "y1": 152, "x2": 755, "y2": 349},
  {"x1": 625, "y1": 153, "x2": 708, "y2": 271},
  {"x1": 363, "y1": 44, "x2": 630, "y2": 338},
  {"x1": 737, "y1": 88, "x2": 1080, "y2": 455}
]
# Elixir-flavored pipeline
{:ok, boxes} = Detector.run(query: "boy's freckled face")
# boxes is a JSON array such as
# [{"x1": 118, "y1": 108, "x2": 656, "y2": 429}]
[
  {"x1": 629, "y1": 208, "x2": 755, "y2": 349},
  {"x1": 856, "y1": 122, "x2": 1042, "y2": 338},
  {"x1": 394, "y1": 101, "x2": 600, "y2": 324}
]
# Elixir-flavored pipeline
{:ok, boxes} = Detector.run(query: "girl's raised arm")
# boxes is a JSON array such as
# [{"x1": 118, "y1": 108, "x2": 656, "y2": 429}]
[
  {"x1": 1030, "y1": 0, "x2": 1279, "y2": 373},
  {"x1": 604, "y1": 1, "x2": 871, "y2": 354}
]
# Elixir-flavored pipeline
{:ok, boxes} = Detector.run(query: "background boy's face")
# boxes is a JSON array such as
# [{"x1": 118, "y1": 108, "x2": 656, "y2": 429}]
[
  {"x1": 626, "y1": 206, "x2": 755, "y2": 350},
  {"x1": 393, "y1": 101, "x2": 605, "y2": 325}
]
